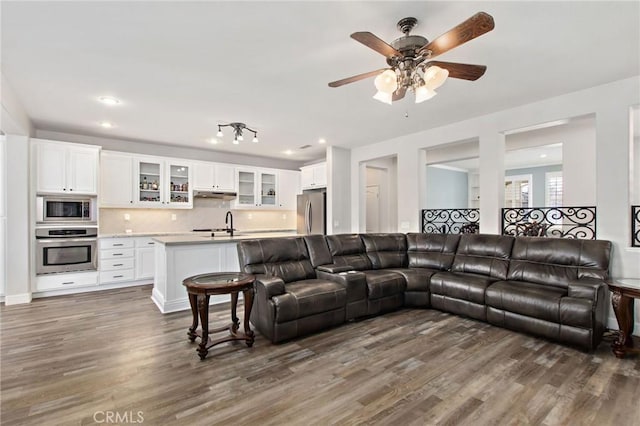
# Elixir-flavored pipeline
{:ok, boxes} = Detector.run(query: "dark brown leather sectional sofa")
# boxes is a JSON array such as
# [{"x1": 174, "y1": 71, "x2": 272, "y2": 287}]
[{"x1": 236, "y1": 233, "x2": 612, "y2": 350}]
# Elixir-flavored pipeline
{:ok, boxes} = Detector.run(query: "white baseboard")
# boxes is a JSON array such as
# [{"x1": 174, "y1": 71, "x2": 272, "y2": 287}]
[
  {"x1": 33, "y1": 280, "x2": 153, "y2": 299},
  {"x1": 151, "y1": 291, "x2": 240, "y2": 314},
  {"x1": 606, "y1": 315, "x2": 640, "y2": 337},
  {"x1": 4, "y1": 293, "x2": 32, "y2": 305}
]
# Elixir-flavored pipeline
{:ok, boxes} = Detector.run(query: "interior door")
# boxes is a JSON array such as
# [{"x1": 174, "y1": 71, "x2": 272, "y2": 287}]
[{"x1": 366, "y1": 185, "x2": 380, "y2": 233}]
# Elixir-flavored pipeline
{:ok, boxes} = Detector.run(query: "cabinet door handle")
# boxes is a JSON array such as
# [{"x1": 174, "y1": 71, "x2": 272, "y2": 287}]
[
  {"x1": 113, "y1": 275, "x2": 123, "y2": 278},
  {"x1": 113, "y1": 264, "x2": 123, "y2": 267},
  {"x1": 113, "y1": 253, "x2": 123, "y2": 256},
  {"x1": 69, "y1": 188, "x2": 73, "y2": 191},
  {"x1": 113, "y1": 243, "x2": 124, "y2": 247},
  {"x1": 147, "y1": 242, "x2": 154, "y2": 245},
  {"x1": 62, "y1": 281, "x2": 75, "y2": 285}
]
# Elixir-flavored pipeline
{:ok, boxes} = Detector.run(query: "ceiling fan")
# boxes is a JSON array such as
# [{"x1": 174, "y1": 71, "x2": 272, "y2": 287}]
[{"x1": 328, "y1": 12, "x2": 495, "y2": 104}]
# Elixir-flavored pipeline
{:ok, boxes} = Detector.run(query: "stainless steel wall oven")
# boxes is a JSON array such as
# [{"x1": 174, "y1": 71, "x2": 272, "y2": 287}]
[{"x1": 36, "y1": 227, "x2": 98, "y2": 275}]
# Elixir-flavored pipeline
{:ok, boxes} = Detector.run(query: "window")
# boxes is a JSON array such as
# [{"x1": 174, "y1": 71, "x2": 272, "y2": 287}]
[
  {"x1": 505, "y1": 174, "x2": 532, "y2": 207},
  {"x1": 545, "y1": 171, "x2": 563, "y2": 207}
]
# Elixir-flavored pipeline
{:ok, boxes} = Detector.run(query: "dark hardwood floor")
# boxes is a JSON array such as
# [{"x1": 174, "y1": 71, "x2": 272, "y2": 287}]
[{"x1": 1, "y1": 285, "x2": 639, "y2": 425}]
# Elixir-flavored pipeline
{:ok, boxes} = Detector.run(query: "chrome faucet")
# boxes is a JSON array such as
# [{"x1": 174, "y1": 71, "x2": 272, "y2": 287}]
[{"x1": 225, "y1": 211, "x2": 234, "y2": 237}]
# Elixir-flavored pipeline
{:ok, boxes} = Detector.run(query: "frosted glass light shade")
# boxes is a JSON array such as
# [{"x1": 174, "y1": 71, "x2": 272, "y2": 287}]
[
  {"x1": 252, "y1": 136, "x2": 259, "y2": 143},
  {"x1": 232, "y1": 138, "x2": 239, "y2": 145},
  {"x1": 373, "y1": 90, "x2": 393, "y2": 105},
  {"x1": 414, "y1": 85, "x2": 437, "y2": 103},
  {"x1": 216, "y1": 130, "x2": 224, "y2": 137},
  {"x1": 374, "y1": 69, "x2": 398, "y2": 94},
  {"x1": 423, "y1": 66, "x2": 449, "y2": 90}
]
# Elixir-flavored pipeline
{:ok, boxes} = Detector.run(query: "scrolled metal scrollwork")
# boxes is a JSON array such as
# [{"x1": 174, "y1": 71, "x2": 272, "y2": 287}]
[
  {"x1": 421, "y1": 209, "x2": 479, "y2": 234},
  {"x1": 501, "y1": 206, "x2": 596, "y2": 240}
]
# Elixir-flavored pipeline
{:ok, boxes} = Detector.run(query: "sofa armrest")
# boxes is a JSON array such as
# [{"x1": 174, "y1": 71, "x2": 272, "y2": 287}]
[
  {"x1": 316, "y1": 264, "x2": 354, "y2": 273},
  {"x1": 316, "y1": 270, "x2": 367, "y2": 302},
  {"x1": 568, "y1": 278, "x2": 606, "y2": 301},
  {"x1": 254, "y1": 275, "x2": 286, "y2": 299}
]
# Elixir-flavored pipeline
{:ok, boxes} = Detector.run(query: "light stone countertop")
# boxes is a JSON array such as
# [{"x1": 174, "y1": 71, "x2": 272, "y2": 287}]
[
  {"x1": 99, "y1": 229, "x2": 296, "y2": 238},
  {"x1": 152, "y1": 231, "x2": 299, "y2": 246}
]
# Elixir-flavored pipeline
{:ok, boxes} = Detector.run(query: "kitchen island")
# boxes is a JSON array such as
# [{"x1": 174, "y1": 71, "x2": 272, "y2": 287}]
[{"x1": 151, "y1": 232, "x2": 296, "y2": 313}]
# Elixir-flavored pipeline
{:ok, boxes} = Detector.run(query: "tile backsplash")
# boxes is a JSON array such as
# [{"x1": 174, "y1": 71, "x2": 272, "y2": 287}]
[{"x1": 99, "y1": 198, "x2": 296, "y2": 234}]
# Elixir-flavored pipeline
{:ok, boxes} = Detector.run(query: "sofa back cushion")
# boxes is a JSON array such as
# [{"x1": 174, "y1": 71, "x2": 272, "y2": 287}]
[
  {"x1": 406, "y1": 233, "x2": 460, "y2": 270},
  {"x1": 303, "y1": 234, "x2": 334, "y2": 267},
  {"x1": 237, "y1": 237, "x2": 316, "y2": 283},
  {"x1": 451, "y1": 234, "x2": 515, "y2": 280},
  {"x1": 507, "y1": 237, "x2": 611, "y2": 289},
  {"x1": 325, "y1": 234, "x2": 372, "y2": 271},
  {"x1": 361, "y1": 233, "x2": 408, "y2": 269}
]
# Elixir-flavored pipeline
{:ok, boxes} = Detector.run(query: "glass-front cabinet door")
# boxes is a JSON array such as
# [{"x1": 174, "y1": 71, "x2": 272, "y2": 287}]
[
  {"x1": 168, "y1": 163, "x2": 190, "y2": 206},
  {"x1": 138, "y1": 161, "x2": 162, "y2": 206},
  {"x1": 237, "y1": 170, "x2": 256, "y2": 207},
  {"x1": 260, "y1": 172, "x2": 277, "y2": 207}
]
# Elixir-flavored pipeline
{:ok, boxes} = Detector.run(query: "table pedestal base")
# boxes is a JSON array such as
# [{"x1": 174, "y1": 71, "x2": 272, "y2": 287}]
[{"x1": 187, "y1": 288, "x2": 255, "y2": 360}]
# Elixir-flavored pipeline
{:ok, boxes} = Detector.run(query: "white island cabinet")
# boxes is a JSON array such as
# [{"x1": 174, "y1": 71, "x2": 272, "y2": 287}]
[{"x1": 151, "y1": 232, "x2": 296, "y2": 313}]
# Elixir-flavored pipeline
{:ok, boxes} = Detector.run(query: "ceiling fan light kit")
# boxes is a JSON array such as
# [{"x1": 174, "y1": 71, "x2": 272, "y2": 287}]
[
  {"x1": 329, "y1": 12, "x2": 495, "y2": 105},
  {"x1": 215, "y1": 122, "x2": 259, "y2": 145}
]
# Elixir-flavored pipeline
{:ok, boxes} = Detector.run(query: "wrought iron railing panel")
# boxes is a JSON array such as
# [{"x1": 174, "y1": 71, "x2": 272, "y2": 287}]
[
  {"x1": 632, "y1": 205, "x2": 640, "y2": 247},
  {"x1": 421, "y1": 209, "x2": 480, "y2": 234},
  {"x1": 501, "y1": 206, "x2": 596, "y2": 239}
]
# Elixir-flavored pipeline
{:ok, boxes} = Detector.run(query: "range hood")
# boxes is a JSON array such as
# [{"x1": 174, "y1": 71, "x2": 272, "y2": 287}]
[{"x1": 193, "y1": 190, "x2": 237, "y2": 200}]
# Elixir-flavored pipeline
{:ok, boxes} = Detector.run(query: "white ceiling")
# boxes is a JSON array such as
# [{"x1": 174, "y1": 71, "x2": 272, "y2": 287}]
[{"x1": 2, "y1": 1, "x2": 639, "y2": 163}]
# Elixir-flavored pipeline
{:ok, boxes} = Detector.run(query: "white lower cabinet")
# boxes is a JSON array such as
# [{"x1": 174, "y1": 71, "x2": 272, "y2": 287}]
[
  {"x1": 35, "y1": 271, "x2": 98, "y2": 292},
  {"x1": 99, "y1": 237, "x2": 155, "y2": 285},
  {"x1": 135, "y1": 238, "x2": 155, "y2": 280}
]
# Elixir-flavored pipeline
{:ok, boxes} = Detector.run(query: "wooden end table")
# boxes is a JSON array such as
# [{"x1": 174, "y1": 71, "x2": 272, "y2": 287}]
[
  {"x1": 182, "y1": 272, "x2": 255, "y2": 360},
  {"x1": 608, "y1": 278, "x2": 640, "y2": 358}
]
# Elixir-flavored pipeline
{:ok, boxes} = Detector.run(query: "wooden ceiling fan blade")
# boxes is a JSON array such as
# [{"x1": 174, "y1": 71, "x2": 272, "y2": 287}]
[
  {"x1": 420, "y1": 12, "x2": 495, "y2": 59},
  {"x1": 328, "y1": 68, "x2": 387, "y2": 88},
  {"x1": 427, "y1": 61, "x2": 487, "y2": 81},
  {"x1": 392, "y1": 86, "x2": 407, "y2": 101},
  {"x1": 351, "y1": 32, "x2": 401, "y2": 58}
]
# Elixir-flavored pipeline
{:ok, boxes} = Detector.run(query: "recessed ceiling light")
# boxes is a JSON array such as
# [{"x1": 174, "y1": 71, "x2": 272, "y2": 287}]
[
  {"x1": 539, "y1": 154, "x2": 548, "y2": 158},
  {"x1": 284, "y1": 150, "x2": 293, "y2": 155},
  {"x1": 98, "y1": 96, "x2": 121, "y2": 106},
  {"x1": 99, "y1": 121, "x2": 114, "y2": 129},
  {"x1": 318, "y1": 138, "x2": 326, "y2": 144}
]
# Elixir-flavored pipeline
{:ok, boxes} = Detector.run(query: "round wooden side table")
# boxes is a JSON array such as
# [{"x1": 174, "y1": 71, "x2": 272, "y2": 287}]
[
  {"x1": 182, "y1": 272, "x2": 255, "y2": 360},
  {"x1": 608, "y1": 278, "x2": 640, "y2": 358}
]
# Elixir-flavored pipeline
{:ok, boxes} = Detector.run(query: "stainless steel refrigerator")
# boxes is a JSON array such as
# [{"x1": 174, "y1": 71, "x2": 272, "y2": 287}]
[{"x1": 297, "y1": 192, "x2": 326, "y2": 235}]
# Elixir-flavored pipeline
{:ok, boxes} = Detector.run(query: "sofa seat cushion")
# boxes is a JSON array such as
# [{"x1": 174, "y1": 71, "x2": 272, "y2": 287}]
[
  {"x1": 361, "y1": 270, "x2": 406, "y2": 300},
  {"x1": 430, "y1": 272, "x2": 497, "y2": 304},
  {"x1": 486, "y1": 281, "x2": 567, "y2": 323},
  {"x1": 388, "y1": 268, "x2": 438, "y2": 292},
  {"x1": 272, "y1": 279, "x2": 346, "y2": 323}
]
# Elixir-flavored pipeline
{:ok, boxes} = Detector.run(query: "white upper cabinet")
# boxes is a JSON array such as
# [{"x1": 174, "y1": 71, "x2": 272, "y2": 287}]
[
  {"x1": 234, "y1": 168, "x2": 279, "y2": 209},
  {"x1": 100, "y1": 152, "x2": 134, "y2": 207},
  {"x1": 278, "y1": 170, "x2": 300, "y2": 210},
  {"x1": 192, "y1": 162, "x2": 236, "y2": 192},
  {"x1": 300, "y1": 162, "x2": 326, "y2": 190},
  {"x1": 100, "y1": 151, "x2": 192, "y2": 209},
  {"x1": 34, "y1": 139, "x2": 99, "y2": 195}
]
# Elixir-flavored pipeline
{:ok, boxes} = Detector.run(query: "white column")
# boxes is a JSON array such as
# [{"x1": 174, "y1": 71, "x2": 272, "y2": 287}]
[
  {"x1": 478, "y1": 132, "x2": 505, "y2": 234},
  {"x1": 5, "y1": 134, "x2": 31, "y2": 304},
  {"x1": 396, "y1": 149, "x2": 421, "y2": 232}
]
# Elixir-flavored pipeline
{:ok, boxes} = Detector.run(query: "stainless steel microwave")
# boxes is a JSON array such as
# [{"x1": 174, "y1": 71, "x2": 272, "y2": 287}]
[{"x1": 36, "y1": 196, "x2": 97, "y2": 224}]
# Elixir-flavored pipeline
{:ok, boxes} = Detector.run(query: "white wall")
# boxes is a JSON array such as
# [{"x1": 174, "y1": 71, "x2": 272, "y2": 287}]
[
  {"x1": 350, "y1": 76, "x2": 639, "y2": 273},
  {"x1": 326, "y1": 146, "x2": 350, "y2": 234},
  {"x1": 1, "y1": 73, "x2": 33, "y2": 304}
]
